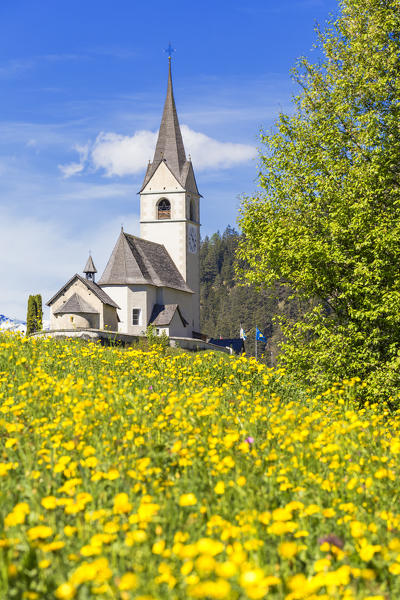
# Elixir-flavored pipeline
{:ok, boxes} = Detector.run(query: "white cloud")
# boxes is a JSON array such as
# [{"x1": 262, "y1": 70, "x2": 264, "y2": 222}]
[
  {"x1": 59, "y1": 143, "x2": 89, "y2": 177},
  {"x1": 0, "y1": 211, "x2": 139, "y2": 321},
  {"x1": 59, "y1": 162, "x2": 84, "y2": 178},
  {"x1": 59, "y1": 125, "x2": 256, "y2": 178},
  {"x1": 181, "y1": 125, "x2": 256, "y2": 170},
  {"x1": 91, "y1": 130, "x2": 157, "y2": 177}
]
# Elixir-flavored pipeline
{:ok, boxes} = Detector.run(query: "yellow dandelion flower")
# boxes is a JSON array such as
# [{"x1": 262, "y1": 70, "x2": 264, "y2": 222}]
[
  {"x1": 278, "y1": 542, "x2": 298, "y2": 559},
  {"x1": 350, "y1": 520, "x2": 366, "y2": 538},
  {"x1": 27, "y1": 526, "x2": 53, "y2": 541},
  {"x1": 272, "y1": 507, "x2": 292, "y2": 521},
  {"x1": 41, "y1": 496, "x2": 57, "y2": 510},
  {"x1": 195, "y1": 554, "x2": 216, "y2": 574},
  {"x1": 152, "y1": 540, "x2": 165, "y2": 554},
  {"x1": 181, "y1": 560, "x2": 194, "y2": 576},
  {"x1": 215, "y1": 561, "x2": 237, "y2": 578},
  {"x1": 113, "y1": 493, "x2": 133, "y2": 514},
  {"x1": 5, "y1": 438, "x2": 17, "y2": 448},
  {"x1": 55, "y1": 583, "x2": 75, "y2": 599},
  {"x1": 118, "y1": 572, "x2": 138, "y2": 590},
  {"x1": 179, "y1": 493, "x2": 197, "y2": 507},
  {"x1": 389, "y1": 563, "x2": 400, "y2": 575},
  {"x1": 196, "y1": 538, "x2": 224, "y2": 556},
  {"x1": 240, "y1": 568, "x2": 264, "y2": 586},
  {"x1": 214, "y1": 481, "x2": 225, "y2": 495}
]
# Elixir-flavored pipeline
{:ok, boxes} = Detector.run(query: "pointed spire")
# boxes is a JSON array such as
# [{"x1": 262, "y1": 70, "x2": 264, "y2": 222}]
[
  {"x1": 140, "y1": 55, "x2": 200, "y2": 195},
  {"x1": 83, "y1": 254, "x2": 97, "y2": 282},
  {"x1": 152, "y1": 58, "x2": 186, "y2": 178}
]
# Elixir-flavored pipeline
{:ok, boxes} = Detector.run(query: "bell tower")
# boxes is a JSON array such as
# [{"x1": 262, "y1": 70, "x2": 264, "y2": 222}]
[{"x1": 139, "y1": 54, "x2": 201, "y2": 331}]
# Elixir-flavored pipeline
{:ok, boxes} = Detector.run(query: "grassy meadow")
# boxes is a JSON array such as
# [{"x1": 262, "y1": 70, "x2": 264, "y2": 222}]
[{"x1": 0, "y1": 333, "x2": 399, "y2": 599}]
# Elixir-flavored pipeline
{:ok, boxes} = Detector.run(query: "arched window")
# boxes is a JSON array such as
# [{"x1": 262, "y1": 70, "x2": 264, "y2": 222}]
[
  {"x1": 189, "y1": 199, "x2": 196, "y2": 222},
  {"x1": 157, "y1": 198, "x2": 171, "y2": 220}
]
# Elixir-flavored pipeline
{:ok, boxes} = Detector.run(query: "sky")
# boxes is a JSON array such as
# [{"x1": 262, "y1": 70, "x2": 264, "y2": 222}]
[{"x1": 0, "y1": 0, "x2": 339, "y2": 320}]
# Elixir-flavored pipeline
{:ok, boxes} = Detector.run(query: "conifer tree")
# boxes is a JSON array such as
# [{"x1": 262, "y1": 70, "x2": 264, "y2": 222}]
[
  {"x1": 34, "y1": 294, "x2": 43, "y2": 332},
  {"x1": 26, "y1": 294, "x2": 43, "y2": 335},
  {"x1": 26, "y1": 296, "x2": 35, "y2": 336}
]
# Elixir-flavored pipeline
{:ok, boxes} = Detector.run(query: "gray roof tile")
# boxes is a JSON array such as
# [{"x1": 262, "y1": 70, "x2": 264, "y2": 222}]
[
  {"x1": 47, "y1": 273, "x2": 120, "y2": 308},
  {"x1": 98, "y1": 232, "x2": 193, "y2": 293},
  {"x1": 83, "y1": 255, "x2": 97, "y2": 273},
  {"x1": 148, "y1": 303, "x2": 188, "y2": 326},
  {"x1": 54, "y1": 293, "x2": 98, "y2": 314},
  {"x1": 140, "y1": 62, "x2": 200, "y2": 196}
]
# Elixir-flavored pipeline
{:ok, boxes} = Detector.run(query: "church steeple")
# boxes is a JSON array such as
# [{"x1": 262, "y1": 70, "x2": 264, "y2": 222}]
[
  {"x1": 83, "y1": 254, "x2": 97, "y2": 282},
  {"x1": 141, "y1": 59, "x2": 187, "y2": 189},
  {"x1": 138, "y1": 53, "x2": 201, "y2": 332}
]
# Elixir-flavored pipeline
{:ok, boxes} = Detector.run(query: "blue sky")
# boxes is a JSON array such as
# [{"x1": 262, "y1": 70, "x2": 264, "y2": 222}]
[{"x1": 0, "y1": 0, "x2": 338, "y2": 319}]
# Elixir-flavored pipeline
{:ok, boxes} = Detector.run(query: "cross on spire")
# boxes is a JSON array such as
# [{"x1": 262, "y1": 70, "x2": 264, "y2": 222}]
[{"x1": 165, "y1": 42, "x2": 175, "y2": 60}]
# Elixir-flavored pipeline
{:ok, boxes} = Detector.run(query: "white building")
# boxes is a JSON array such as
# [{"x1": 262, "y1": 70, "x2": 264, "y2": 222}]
[{"x1": 48, "y1": 58, "x2": 201, "y2": 339}]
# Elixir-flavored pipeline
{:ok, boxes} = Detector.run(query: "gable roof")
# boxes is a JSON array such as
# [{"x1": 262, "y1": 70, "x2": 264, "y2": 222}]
[
  {"x1": 148, "y1": 303, "x2": 188, "y2": 327},
  {"x1": 53, "y1": 293, "x2": 98, "y2": 315},
  {"x1": 47, "y1": 273, "x2": 120, "y2": 308},
  {"x1": 98, "y1": 231, "x2": 193, "y2": 293}
]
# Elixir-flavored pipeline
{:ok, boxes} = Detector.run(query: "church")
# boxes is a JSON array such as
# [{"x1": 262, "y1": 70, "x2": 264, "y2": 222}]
[{"x1": 47, "y1": 58, "x2": 201, "y2": 340}]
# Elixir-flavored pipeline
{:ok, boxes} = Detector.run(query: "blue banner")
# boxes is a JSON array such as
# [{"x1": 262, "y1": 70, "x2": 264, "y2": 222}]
[{"x1": 256, "y1": 327, "x2": 267, "y2": 342}]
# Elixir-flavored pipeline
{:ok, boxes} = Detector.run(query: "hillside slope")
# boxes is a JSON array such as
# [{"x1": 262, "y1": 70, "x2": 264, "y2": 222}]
[
  {"x1": 0, "y1": 335, "x2": 398, "y2": 599},
  {"x1": 200, "y1": 227, "x2": 308, "y2": 362}
]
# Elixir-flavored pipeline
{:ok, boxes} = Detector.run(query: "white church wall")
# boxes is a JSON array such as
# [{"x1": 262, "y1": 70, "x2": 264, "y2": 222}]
[
  {"x1": 141, "y1": 161, "x2": 185, "y2": 200},
  {"x1": 100, "y1": 285, "x2": 128, "y2": 333},
  {"x1": 126, "y1": 284, "x2": 157, "y2": 335},
  {"x1": 140, "y1": 160, "x2": 201, "y2": 333}
]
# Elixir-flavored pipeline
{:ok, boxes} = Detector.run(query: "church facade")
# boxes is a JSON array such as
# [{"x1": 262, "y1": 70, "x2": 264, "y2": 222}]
[{"x1": 47, "y1": 59, "x2": 201, "y2": 339}]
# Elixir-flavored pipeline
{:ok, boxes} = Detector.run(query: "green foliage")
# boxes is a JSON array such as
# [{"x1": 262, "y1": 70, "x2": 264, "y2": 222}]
[
  {"x1": 200, "y1": 227, "x2": 309, "y2": 362},
  {"x1": 26, "y1": 294, "x2": 43, "y2": 336},
  {"x1": 145, "y1": 324, "x2": 170, "y2": 355},
  {"x1": 238, "y1": 0, "x2": 400, "y2": 402},
  {"x1": 26, "y1": 296, "x2": 35, "y2": 336},
  {"x1": 145, "y1": 324, "x2": 158, "y2": 347},
  {"x1": 34, "y1": 294, "x2": 43, "y2": 332}
]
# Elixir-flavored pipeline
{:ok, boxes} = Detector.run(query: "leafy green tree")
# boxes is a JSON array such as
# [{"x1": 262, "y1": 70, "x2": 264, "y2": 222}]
[{"x1": 238, "y1": 0, "x2": 400, "y2": 400}]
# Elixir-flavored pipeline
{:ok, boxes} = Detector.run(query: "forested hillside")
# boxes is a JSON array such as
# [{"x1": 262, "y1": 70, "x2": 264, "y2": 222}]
[{"x1": 200, "y1": 227, "x2": 308, "y2": 362}]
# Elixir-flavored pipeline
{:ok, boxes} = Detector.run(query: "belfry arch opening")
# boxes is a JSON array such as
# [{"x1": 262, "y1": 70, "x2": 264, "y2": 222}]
[{"x1": 157, "y1": 198, "x2": 171, "y2": 220}]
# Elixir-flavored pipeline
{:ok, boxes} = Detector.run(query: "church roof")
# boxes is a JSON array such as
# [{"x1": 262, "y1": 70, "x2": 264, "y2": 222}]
[
  {"x1": 140, "y1": 61, "x2": 200, "y2": 196},
  {"x1": 47, "y1": 274, "x2": 120, "y2": 308},
  {"x1": 53, "y1": 293, "x2": 98, "y2": 315},
  {"x1": 83, "y1": 255, "x2": 97, "y2": 274},
  {"x1": 148, "y1": 303, "x2": 188, "y2": 327},
  {"x1": 98, "y1": 231, "x2": 193, "y2": 293}
]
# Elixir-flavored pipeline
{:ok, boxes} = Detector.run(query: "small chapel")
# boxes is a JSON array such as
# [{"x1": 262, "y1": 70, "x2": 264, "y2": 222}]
[{"x1": 47, "y1": 57, "x2": 201, "y2": 339}]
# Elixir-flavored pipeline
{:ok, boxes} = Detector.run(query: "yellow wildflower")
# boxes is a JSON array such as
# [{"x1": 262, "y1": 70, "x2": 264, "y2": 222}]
[{"x1": 179, "y1": 493, "x2": 197, "y2": 507}]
